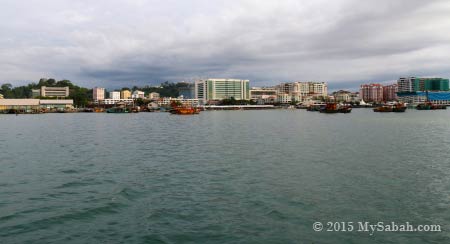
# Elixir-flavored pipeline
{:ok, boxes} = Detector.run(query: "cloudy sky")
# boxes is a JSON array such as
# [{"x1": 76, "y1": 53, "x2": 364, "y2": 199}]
[{"x1": 1, "y1": 0, "x2": 450, "y2": 90}]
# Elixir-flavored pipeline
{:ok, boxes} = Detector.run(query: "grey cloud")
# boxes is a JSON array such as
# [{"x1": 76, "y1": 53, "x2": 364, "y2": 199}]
[{"x1": 1, "y1": 0, "x2": 450, "y2": 90}]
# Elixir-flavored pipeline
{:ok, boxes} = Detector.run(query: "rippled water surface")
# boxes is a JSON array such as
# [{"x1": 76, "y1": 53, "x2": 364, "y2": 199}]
[{"x1": 1, "y1": 109, "x2": 450, "y2": 243}]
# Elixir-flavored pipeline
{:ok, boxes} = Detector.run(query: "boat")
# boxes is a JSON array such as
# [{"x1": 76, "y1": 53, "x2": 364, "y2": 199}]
[
  {"x1": 307, "y1": 103, "x2": 326, "y2": 111},
  {"x1": 169, "y1": 101, "x2": 200, "y2": 115},
  {"x1": 416, "y1": 102, "x2": 446, "y2": 110},
  {"x1": 373, "y1": 103, "x2": 407, "y2": 112},
  {"x1": 106, "y1": 107, "x2": 130, "y2": 113},
  {"x1": 319, "y1": 103, "x2": 352, "y2": 113},
  {"x1": 416, "y1": 91, "x2": 446, "y2": 110}
]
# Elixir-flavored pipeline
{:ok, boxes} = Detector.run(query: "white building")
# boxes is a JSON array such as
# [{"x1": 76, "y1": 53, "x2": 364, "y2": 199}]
[
  {"x1": 157, "y1": 97, "x2": 199, "y2": 107},
  {"x1": 195, "y1": 79, "x2": 250, "y2": 104},
  {"x1": 109, "y1": 91, "x2": 121, "y2": 100},
  {"x1": 93, "y1": 87, "x2": 105, "y2": 102},
  {"x1": 34, "y1": 86, "x2": 70, "y2": 97},
  {"x1": 148, "y1": 92, "x2": 160, "y2": 100},
  {"x1": 132, "y1": 90, "x2": 145, "y2": 99},
  {"x1": 101, "y1": 99, "x2": 134, "y2": 105}
]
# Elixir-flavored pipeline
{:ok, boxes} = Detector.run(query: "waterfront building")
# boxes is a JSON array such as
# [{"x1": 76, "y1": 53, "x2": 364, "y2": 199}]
[
  {"x1": 121, "y1": 90, "x2": 131, "y2": 99},
  {"x1": 332, "y1": 90, "x2": 352, "y2": 102},
  {"x1": 397, "y1": 77, "x2": 449, "y2": 104},
  {"x1": 277, "y1": 93, "x2": 292, "y2": 104},
  {"x1": 0, "y1": 99, "x2": 40, "y2": 112},
  {"x1": 250, "y1": 87, "x2": 277, "y2": 104},
  {"x1": 39, "y1": 99, "x2": 74, "y2": 110},
  {"x1": 383, "y1": 84, "x2": 398, "y2": 101},
  {"x1": 109, "y1": 91, "x2": 121, "y2": 100},
  {"x1": 101, "y1": 99, "x2": 134, "y2": 105},
  {"x1": 397, "y1": 91, "x2": 450, "y2": 105},
  {"x1": 397, "y1": 77, "x2": 449, "y2": 92},
  {"x1": 195, "y1": 79, "x2": 250, "y2": 104},
  {"x1": 360, "y1": 84, "x2": 383, "y2": 103},
  {"x1": 93, "y1": 87, "x2": 105, "y2": 102},
  {"x1": 349, "y1": 92, "x2": 361, "y2": 103},
  {"x1": 0, "y1": 99, "x2": 73, "y2": 112},
  {"x1": 157, "y1": 97, "x2": 199, "y2": 107},
  {"x1": 132, "y1": 90, "x2": 145, "y2": 99},
  {"x1": 0, "y1": 94, "x2": 3, "y2": 99},
  {"x1": 148, "y1": 92, "x2": 160, "y2": 100},
  {"x1": 33, "y1": 86, "x2": 70, "y2": 98},
  {"x1": 275, "y1": 81, "x2": 328, "y2": 103},
  {"x1": 308, "y1": 82, "x2": 328, "y2": 97}
]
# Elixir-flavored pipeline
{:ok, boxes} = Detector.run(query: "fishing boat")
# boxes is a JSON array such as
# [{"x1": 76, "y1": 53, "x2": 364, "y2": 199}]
[
  {"x1": 373, "y1": 103, "x2": 407, "y2": 112},
  {"x1": 416, "y1": 102, "x2": 446, "y2": 110},
  {"x1": 319, "y1": 103, "x2": 352, "y2": 113}
]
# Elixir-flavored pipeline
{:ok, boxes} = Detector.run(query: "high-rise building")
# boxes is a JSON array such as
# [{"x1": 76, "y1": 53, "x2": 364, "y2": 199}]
[
  {"x1": 359, "y1": 84, "x2": 383, "y2": 102},
  {"x1": 194, "y1": 79, "x2": 250, "y2": 103},
  {"x1": 93, "y1": 87, "x2": 105, "y2": 102},
  {"x1": 397, "y1": 77, "x2": 449, "y2": 93},
  {"x1": 121, "y1": 90, "x2": 131, "y2": 99},
  {"x1": 109, "y1": 91, "x2": 120, "y2": 100},
  {"x1": 383, "y1": 84, "x2": 398, "y2": 101}
]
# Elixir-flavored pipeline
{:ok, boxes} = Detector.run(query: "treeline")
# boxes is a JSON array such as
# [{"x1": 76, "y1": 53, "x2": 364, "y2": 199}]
[{"x1": 0, "y1": 78, "x2": 91, "y2": 107}]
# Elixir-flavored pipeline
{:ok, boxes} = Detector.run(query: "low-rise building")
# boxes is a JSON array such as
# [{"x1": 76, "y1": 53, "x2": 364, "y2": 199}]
[
  {"x1": 250, "y1": 87, "x2": 277, "y2": 104},
  {"x1": 397, "y1": 91, "x2": 450, "y2": 105},
  {"x1": 132, "y1": 90, "x2": 145, "y2": 99},
  {"x1": 148, "y1": 92, "x2": 160, "y2": 100},
  {"x1": 0, "y1": 99, "x2": 40, "y2": 113},
  {"x1": 40, "y1": 86, "x2": 70, "y2": 97},
  {"x1": 157, "y1": 97, "x2": 199, "y2": 107},
  {"x1": 332, "y1": 90, "x2": 352, "y2": 102},
  {"x1": 121, "y1": 90, "x2": 132, "y2": 99},
  {"x1": 0, "y1": 94, "x2": 3, "y2": 99},
  {"x1": 40, "y1": 99, "x2": 74, "y2": 110},
  {"x1": 109, "y1": 91, "x2": 121, "y2": 100},
  {"x1": 101, "y1": 99, "x2": 134, "y2": 105}
]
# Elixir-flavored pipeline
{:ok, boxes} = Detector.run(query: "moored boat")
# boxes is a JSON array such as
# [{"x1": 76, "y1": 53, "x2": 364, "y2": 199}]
[
  {"x1": 416, "y1": 102, "x2": 446, "y2": 110},
  {"x1": 373, "y1": 103, "x2": 407, "y2": 112},
  {"x1": 170, "y1": 101, "x2": 200, "y2": 115},
  {"x1": 106, "y1": 107, "x2": 130, "y2": 113},
  {"x1": 319, "y1": 103, "x2": 352, "y2": 113}
]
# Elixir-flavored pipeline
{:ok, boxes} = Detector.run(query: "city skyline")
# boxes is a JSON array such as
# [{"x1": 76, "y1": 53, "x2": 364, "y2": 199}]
[{"x1": 2, "y1": 0, "x2": 450, "y2": 90}]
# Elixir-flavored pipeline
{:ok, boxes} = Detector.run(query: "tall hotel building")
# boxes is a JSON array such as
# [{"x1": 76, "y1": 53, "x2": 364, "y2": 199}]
[
  {"x1": 359, "y1": 83, "x2": 383, "y2": 102},
  {"x1": 93, "y1": 87, "x2": 105, "y2": 102},
  {"x1": 195, "y1": 79, "x2": 250, "y2": 103}
]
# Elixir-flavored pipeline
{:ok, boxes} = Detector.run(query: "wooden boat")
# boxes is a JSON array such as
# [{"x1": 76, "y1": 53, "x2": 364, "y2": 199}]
[
  {"x1": 170, "y1": 102, "x2": 200, "y2": 115},
  {"x1": 373, "y1": 103, "x2": 407, "y2": 112},
  {"x1": 319, "y1": 103, "x2": 352, "y2": 113},
  {"x1": 106, "y1": 107, "x2": 129, "y2": 113},
  {"x1": 416, "y1": 102, "x2": 446, "y2": 110}
]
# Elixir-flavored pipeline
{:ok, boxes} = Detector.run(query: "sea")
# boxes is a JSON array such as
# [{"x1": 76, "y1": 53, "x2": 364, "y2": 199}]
[{"x1": 0, "y1": 109, "x2": 449, "y2": 244}]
